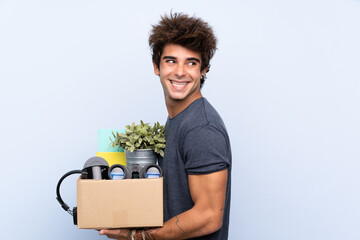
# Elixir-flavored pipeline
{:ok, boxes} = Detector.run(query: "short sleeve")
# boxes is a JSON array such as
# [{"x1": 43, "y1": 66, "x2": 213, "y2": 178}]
[{"x1": 183, "y1": 124, "x2": 230, "y2": 174}]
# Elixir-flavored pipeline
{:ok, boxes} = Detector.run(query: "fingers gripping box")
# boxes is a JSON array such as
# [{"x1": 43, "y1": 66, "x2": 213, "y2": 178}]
[{"x1": 77, "y1": 177, "x2": 163, "y2": 229}]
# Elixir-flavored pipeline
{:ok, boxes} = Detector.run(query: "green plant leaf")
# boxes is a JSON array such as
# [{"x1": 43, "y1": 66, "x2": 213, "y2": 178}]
[
  {"x1": 155, "y1": 143, "x2": 164, "y2": 148},
  {"x1": 109, "y1": 121, "x2": 166, "y2": 156},
  {"x1": 159, "y1": 149, "x2": 164, "y2": 157},
  {"x1": 130, "y1": 145, "x2": 135, "y2": 152}
]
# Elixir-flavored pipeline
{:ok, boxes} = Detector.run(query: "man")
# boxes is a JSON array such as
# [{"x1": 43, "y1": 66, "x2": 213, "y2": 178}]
[{"x1": 100, "y1": 12, "x2": 231, "y2": 240}]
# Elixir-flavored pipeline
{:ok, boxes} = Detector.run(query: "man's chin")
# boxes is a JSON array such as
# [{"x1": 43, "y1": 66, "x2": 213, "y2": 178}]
[
  {"x1": 168, "y1": 94, "x2": 199, "y2": 103},
  {"x1": 165, "y1": 89, "x2": 201, "y2": 103},
  {"x1": 170, "y1": 96, "x2": 186, "y2": 102}
]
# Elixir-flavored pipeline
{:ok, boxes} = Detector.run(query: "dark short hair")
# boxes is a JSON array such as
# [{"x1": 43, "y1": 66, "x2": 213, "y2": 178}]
[{"x1": 149, "y1": 12, "x2": 218, "y2": 86}]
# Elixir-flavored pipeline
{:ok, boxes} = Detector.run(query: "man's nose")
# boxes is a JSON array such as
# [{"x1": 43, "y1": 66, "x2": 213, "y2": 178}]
[{"x1": 174, "y1": 64, "x2": 186, "y2": 77}]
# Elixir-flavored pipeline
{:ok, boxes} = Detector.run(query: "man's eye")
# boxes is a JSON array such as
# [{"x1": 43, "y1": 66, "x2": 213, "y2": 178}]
[
  {"x1": 166, "y1": 60, "x2": 175, "y2": 63},
  {"x1": 188, "y1": 62, "x2": 197, "y2": 66}
]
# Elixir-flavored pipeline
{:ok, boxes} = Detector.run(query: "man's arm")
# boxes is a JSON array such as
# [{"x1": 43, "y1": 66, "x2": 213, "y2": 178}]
[
  {"x1": 148, "y1": 168, "x2": 228, "y2": 239},
  {"x1": 100, "y1": 169, "x2": 228, "y2": 239}
]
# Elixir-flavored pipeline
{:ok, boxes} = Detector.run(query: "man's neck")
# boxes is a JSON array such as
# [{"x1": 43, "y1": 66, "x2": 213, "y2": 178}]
[{"x1": 165, "y1": 93, "x2": 203, "y2": 118}]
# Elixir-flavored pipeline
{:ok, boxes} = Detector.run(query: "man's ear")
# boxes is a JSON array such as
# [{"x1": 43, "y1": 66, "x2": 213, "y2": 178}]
[
  {"x1": 201, "y1": 67, "x2": 208, "y2": 78},
  {"x1": 153, "y1": 61, "x2": 160, "y2": 76}
]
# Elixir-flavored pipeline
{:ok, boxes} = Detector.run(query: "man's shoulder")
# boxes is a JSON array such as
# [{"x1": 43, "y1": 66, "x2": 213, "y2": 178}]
[
  {"x1": 182, "y1": 98, "x2": 225, "y2": 130},
  {"x1": 167, "y1": 98, "x2": 226, "y2": 148},
  {"x1": 166, "y1": 97, "x2": 228, "y2": 142}
]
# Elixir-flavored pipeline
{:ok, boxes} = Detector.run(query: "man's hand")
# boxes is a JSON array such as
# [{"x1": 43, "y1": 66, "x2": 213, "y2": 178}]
[
  {"x1": 99, "y1": 229, "x2": 156, "y2": 240},
  {"x1": 99, "y1": 228, "x2": 131, "y2": 239}
]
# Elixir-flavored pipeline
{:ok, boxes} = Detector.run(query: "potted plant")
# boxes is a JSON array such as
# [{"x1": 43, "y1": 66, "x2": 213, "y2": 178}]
[{"x1": 110, "y1": 121, "x2": 166, "y2": 166}]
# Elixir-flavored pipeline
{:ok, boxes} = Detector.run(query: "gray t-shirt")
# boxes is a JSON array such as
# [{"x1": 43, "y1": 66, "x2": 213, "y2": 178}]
[{"x1": 158, "y1": 97, "x2": 232, "y2": 240}]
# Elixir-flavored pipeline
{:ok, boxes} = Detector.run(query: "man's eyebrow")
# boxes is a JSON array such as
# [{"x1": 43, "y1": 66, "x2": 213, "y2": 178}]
[
  {"x1": 162, "y1": 56, "x2": 176, "y2": 60},
  {"x1": 186, "y1": 57, "x2": 200, "y2": 63},
  {"x1": 162, "y1": 56, "x2": 201, "y2": 63}
]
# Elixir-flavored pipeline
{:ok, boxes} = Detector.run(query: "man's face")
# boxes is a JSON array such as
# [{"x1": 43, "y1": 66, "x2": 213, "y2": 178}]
[{"x1": 153, "y1": 44, "x2": 206, "y2": 104}]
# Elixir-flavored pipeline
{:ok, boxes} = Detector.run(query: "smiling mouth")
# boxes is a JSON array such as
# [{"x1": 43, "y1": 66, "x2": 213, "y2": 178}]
[{"x1": 170, "y1": 80, "x2": 189, "y2": 86}]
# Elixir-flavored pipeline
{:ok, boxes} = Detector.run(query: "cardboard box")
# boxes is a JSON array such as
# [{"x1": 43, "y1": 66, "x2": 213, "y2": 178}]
[{"x1": 77, "y1": 177, "x2": 163, "y2": 229}]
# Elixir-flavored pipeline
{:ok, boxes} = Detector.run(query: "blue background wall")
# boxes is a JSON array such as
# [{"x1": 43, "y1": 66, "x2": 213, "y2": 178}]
[{"x1": 0, "y1": 0, "x2": 359, "y2": 239}]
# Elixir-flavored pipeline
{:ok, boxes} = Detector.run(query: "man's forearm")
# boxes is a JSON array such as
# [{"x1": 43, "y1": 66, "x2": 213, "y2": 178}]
[
  {"x1": 148, "y1": 204, "x2": 223, "y2": 240},
  {"x1": 148, "y1": 169, "x2": 228, "y2": 240}
]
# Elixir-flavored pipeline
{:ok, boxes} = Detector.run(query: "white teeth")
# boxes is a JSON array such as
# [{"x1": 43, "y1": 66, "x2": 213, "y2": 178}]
[{"x1": 171, "y1": 81, "x2": 187, "y2": 86}]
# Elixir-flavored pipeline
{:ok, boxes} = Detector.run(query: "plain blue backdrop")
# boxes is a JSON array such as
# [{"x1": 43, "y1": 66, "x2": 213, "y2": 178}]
[{"x1": 0, "y1": 0, "x2": 359, "y2": 239}]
